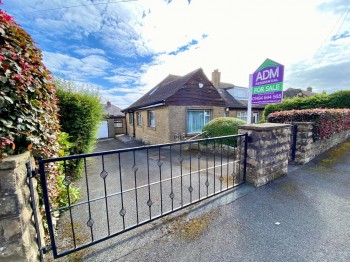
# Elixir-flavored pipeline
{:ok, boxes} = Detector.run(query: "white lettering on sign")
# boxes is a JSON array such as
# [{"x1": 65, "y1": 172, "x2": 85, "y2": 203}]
[{"x1": 256, "y1": 68, "x2": 279, "y2": 82}]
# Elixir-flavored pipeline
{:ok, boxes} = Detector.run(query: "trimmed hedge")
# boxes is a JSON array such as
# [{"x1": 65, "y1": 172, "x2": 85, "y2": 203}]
[
  {"x1": 268, "y1": 108, "x2": 350, "y2": 139},
  {"x1": 264, "y1": 90, "x2": 350, "y2": 119},
  {"x1": 55, "y1": 79, "x2": 104, "y2": 177},
  {"x1": 203, "y1": 117, "x2": 246, "y2": 146}
]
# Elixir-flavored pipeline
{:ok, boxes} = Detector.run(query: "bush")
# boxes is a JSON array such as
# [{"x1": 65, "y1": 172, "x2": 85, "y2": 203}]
[
  {"x1": 0, "y1": 10, "x2": 60, "y2": 158},
  {"x1": 203, "y1": 117, "x2": 246, "y2": 146},
  {"x1": 327, "y1": 90, "x2": 350, "y2": 108},
  {"x1": 268, "y1": 108, "x2": 350, "y2": 139},
  {"x1": 264, "y1": 94, "x2": 329, "y2": 119},
  {"x1": 0, "y1": 10, "x2": 66, "y2": 208},
  {"x1": 55, "y1": 78, "x2": 104, "y2": 177}
]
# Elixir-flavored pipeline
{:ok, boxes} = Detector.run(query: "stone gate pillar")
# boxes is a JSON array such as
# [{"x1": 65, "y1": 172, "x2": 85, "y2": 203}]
[
  {"x1": 0, "y1": 152, "x2": 43, "y2": 261},
  {"x1": 238, "y1": 123, "x2": 291, "y2": 187}
]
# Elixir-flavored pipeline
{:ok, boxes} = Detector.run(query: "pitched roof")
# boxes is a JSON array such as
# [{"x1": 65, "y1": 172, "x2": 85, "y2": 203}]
[
  {"x1": 217, "y1": 88, "x2": 265, "y2": 109},
  {"x1": 124, "y1": 68, "x2": 207, "y2": 111},
  {"x1": 283, "y1": 88, "x2": 317, "y2": 98},
  {"x1": 103, "y1": 102, "x2": 124, "y2": 117}
]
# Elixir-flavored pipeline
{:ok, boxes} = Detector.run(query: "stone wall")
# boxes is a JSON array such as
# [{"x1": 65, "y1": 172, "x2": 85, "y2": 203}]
[
  {"x1": 239, "y1": 123, "x2": 291, "y2": 187},
  {"x1": 293, "y1": 122, "x2": 350, "y2": 164},
  {"x1": 0, "y1": 152, "x2": 43, "y2": 262}
]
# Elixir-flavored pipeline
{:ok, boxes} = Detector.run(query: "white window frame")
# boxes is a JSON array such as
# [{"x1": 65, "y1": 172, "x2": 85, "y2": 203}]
[
  {"x1": 187, "y1": 109, "x2": 211, "y2": 134},
  {"x1": 148, "y1": 110, "x2": 155, "y2": 128},
  {"x1": 136, "y1": 112, "x2": 142, "y2": 126},
  {"x1": 129, "y1": 113, "x2": 134, "y2": 124},
  {"x1": 237, "y1": 111, "x2": 248, "y2": 122}
]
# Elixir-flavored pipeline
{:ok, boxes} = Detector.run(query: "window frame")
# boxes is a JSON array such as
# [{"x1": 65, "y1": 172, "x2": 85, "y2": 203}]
[
  {"x1": 129, "y1": 112, "x2": 134, "y2": 124},
  {"x1": 236, "y1": 111, "x2": 248, "y2": 122},
  {"x1": 136, "y1": 112, "x2": 142, "y2": 126},
  {"x1": 148, "y1": 110, "x2": 155, "y2": 128},
  {"x1": 114, "y1": 120, "x2": 123, "y2": 128},
  {"x1": 186, "y1": 109, "x2": 211, "y2": 134}
]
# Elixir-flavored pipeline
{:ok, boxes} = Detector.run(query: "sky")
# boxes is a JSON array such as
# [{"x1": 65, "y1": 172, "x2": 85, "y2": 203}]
[{"x1": 2, "y1": 0, "x2": 350, "y2": 109}]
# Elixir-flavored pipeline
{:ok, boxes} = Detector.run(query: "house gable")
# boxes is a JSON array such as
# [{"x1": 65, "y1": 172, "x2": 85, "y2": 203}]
[{"x1": 166, "y1": 69, "x2": 226, "y2": 107}]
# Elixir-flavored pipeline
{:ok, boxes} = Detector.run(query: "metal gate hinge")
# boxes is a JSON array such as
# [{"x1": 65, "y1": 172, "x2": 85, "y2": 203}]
[{"x1": 41, "y1": 245, "x2": 52, "y2": 254}]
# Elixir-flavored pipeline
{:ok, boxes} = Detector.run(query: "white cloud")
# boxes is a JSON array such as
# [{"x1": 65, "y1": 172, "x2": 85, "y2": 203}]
[
  {"x1": 74, "y1": 48, "x2": 105, "y2": 56},
  {"x1": 5, "y1": 0, "x2": 350, "y2": 109},
  {"x1": 43, "y1": 52, "x2": 112, "y2": 80}
]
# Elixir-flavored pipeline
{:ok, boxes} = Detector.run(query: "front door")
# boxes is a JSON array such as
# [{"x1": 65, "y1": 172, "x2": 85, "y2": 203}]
[{"x1": 253, "y1": 112, "x2": 259, "y2": 123}]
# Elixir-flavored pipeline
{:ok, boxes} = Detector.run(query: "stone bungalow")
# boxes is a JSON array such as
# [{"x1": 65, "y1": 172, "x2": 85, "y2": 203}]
[{"x1": 123, "y1": 68, "x2": 265, "y2": 144}]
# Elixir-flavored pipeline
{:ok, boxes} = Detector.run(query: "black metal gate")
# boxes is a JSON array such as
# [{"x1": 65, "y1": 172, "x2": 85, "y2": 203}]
[{"x1": 38, "y1": 134, "x2": 248, "y2": 259}]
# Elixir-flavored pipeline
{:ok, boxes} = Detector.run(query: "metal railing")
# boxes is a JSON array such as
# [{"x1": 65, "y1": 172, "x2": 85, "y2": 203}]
[{"x1": 39, "y1": 134, "x2": 248, "y2": 259}]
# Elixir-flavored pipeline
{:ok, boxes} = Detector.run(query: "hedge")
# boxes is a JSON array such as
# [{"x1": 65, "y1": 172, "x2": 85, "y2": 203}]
[
  {"x1": 203, "y1": 117, "x2": 246, "y2": 146},
  {"x1": 0, "y1": 10, "x2": 60, "y2": 158},
  {"x1": 55, "y1": 79, "x2": 104, "y2": 177},
  {"x1": 267, "y1": 108, "x2": 350, "y2": 139},
  {"x1": 264, "y1": 90, "x2": 350, "y2": 119},
  {"x1": 0, "y1": 10, "x2": 66, "y2": 207}
]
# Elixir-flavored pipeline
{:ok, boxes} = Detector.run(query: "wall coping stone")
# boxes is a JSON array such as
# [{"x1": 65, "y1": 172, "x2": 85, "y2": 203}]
[
  {"x1": 0, "y1": 151, "x2": 31, "y2": 170},
  {"x1": 239, "y1": 123, "x2": 290, "y2": 131}
]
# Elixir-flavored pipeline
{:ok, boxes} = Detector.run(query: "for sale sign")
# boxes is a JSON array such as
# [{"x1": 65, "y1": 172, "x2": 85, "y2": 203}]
[{"x1": 251, "y1": 59, "x2": 284, "y2": 104}]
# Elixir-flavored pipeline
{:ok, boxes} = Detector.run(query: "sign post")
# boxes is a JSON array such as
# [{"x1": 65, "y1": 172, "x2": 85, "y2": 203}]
[{"x1": 247, "y1": 59, "x2": 284, "y2": 124}]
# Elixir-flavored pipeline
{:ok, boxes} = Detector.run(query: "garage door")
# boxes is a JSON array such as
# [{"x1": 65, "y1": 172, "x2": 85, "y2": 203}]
[{"x1": 97, "y1": 121, "x2": 108, "y2": 139}]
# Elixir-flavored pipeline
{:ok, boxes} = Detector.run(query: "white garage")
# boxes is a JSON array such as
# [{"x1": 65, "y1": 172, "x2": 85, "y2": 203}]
[{"x1": 97, "y1": 120, "x2": 109, "y2": 139}]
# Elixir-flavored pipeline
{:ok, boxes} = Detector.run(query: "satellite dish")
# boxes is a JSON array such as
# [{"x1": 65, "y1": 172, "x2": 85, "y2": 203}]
[{"x1": 198, "y1": 83, "x2": 204, "y2": 88}]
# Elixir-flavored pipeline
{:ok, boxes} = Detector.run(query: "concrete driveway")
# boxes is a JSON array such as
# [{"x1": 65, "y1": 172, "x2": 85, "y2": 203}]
[{"x1": 51, "y1": 139, "x2": 350, "y2": 262}]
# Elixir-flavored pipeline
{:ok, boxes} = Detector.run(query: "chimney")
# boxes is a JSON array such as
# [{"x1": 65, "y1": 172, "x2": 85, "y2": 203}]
[
  {"x1": 212, "y1": 69, "x2": 221, "y2": 88},
  {"x1": 307, "y1": 87, "x2": 312, "y2": 92}
]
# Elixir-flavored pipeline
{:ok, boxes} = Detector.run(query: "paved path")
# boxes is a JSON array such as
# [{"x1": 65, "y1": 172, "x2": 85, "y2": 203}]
[{"x1": 54, "y1": 139, "x2": 350, "y2": 262}]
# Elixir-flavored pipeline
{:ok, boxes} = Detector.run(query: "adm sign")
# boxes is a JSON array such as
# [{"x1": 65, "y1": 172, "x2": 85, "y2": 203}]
[{"x1": 251, "y1": 59, "x2": 284, "y2": 104}]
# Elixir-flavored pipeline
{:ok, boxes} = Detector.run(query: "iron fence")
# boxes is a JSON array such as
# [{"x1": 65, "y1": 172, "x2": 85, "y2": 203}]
[{"x1": 39, "y1": 134, "x2": 248, "y2": 258}]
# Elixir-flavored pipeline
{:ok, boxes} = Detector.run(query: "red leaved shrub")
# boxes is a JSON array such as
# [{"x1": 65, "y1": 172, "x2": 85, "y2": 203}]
[{"x1": 267, "y1": 109, "x2": 350, "y2": 139}]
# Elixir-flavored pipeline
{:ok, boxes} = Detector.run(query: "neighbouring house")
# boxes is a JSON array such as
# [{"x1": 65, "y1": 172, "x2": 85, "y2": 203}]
[
  {"x1": 283, "y1": 87, "x2": 317, "y2": 99},
  {"x1": 123, "y1": 68, "x2": 226, "y2": 144},
  {"x1": 212, "y1": 69, "x2": 265, "y2": 123},
  {"x1": 98, "y1": 101, "x2": 126, "y2": 139}
]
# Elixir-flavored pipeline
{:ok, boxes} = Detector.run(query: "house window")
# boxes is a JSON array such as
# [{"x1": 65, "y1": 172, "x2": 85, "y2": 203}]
[
  {"x1": 148, "y1": 110, "x2": 155, "y2": 128},
  {"x1": 129, "y1": 113, "x2": 134, "y2": 124},
  {"x1": 114, "y1": 120, "x2": 123, "y2": 128},
  {"x1": 136, "y1": 112, "x2": 142, "y2": 126},
  {"x1": 236, "y1": 111, "x2": 247, "y2": 122},
  {"x1": 187, "y1": 110, "x2": 211, "y2": 134}
]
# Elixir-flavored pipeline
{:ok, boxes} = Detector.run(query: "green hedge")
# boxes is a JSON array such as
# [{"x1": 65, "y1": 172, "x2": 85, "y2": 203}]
[
  {"x1": 55, "y1": 79, "x2": 104, "y2": 177},
  {"x1": 203, "y1": 117, "x2": 246, "y2": 146},
  {"x1": 268, "y1": 108, "x2": 350, "y2": 139},
  {"x1": 264, "y1": 90, "x2": 350, "y2": 119}
]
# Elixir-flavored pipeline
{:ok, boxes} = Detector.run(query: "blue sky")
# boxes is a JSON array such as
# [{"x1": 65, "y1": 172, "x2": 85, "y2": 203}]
[{"x1": 2, "y1": 0, "x2": 350, "y2": 108}]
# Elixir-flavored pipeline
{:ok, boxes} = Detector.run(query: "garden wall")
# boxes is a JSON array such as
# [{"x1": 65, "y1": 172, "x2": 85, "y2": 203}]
[
  {"x1": 0, "y1": 152, "x2": 43, "y2": 262},
  {"x1": 293, "y1": 122, "x2": 350, "y2": 164}
]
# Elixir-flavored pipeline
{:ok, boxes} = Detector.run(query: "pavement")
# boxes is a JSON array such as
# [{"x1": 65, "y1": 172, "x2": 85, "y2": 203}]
[{"x1": 54, "y1": 139, "x2": 350, "y2": 262}]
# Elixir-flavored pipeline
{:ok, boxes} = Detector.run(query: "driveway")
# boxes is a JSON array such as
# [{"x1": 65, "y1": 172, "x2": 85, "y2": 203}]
[
  {"x1": 51, "y1": 139, "x2": 350, "y2": 262},
  {"x1": 52, "y1": 137, "x2": 244, "y2": 260}
]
